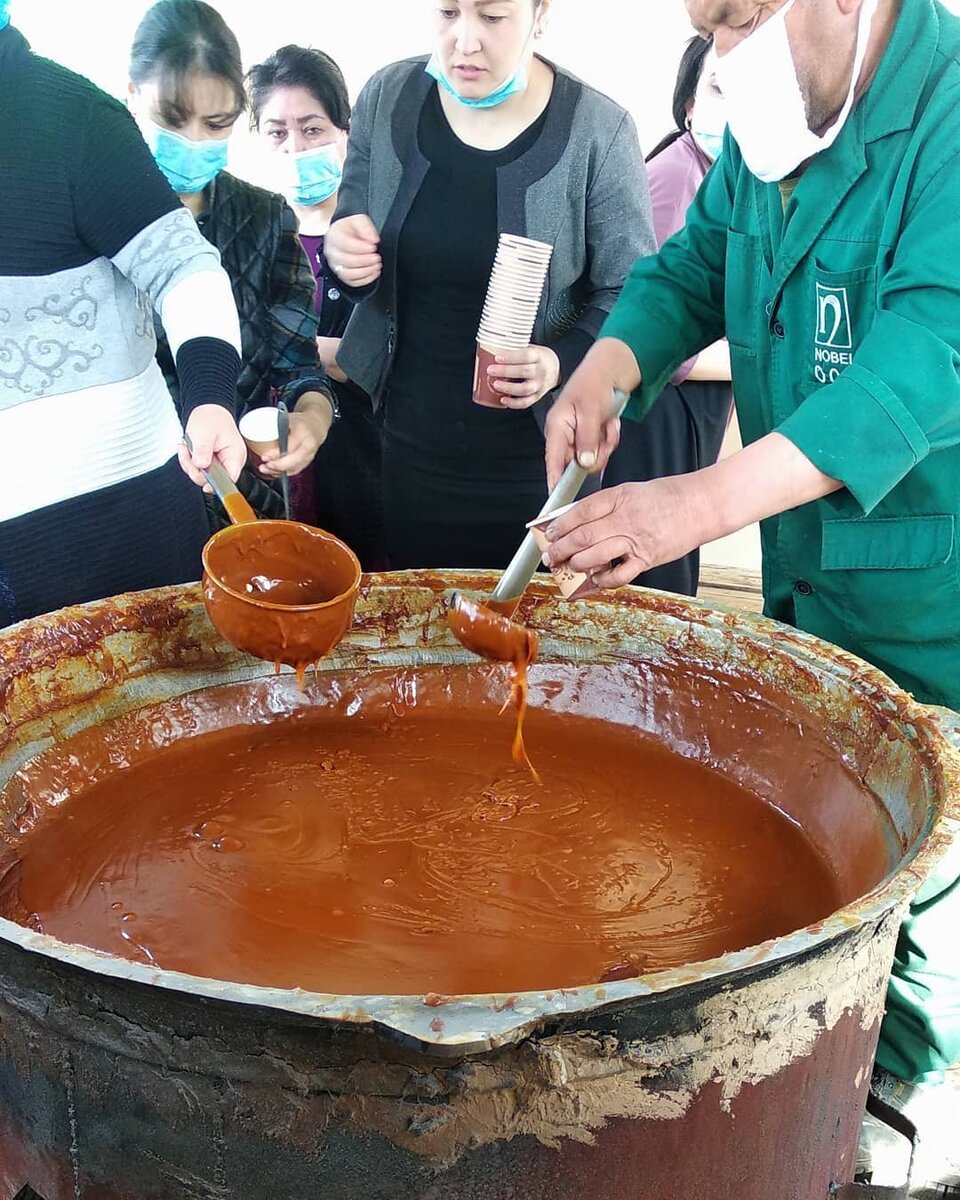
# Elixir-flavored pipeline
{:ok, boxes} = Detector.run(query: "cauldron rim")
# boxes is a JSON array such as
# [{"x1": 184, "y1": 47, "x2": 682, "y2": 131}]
[{"x1": 0, "y1": 572, "x2": 957, "y2": 1055}]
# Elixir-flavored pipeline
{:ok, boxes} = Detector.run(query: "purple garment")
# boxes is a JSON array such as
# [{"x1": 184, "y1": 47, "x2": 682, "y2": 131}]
[
  {"x1": 298, "y1": 232, "x2": 326, "y2": 323},
  {"x1": 647, "y1": 131, "x2": 713, "y2": 385},
  {"x1": 298, "y1": 231, "x2": 354, "y2": 337}
]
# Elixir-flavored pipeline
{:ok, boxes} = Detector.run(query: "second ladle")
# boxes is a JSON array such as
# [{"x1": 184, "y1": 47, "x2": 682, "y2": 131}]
[
  {"x1": 449, "y1": 388, "x2": 630, "y2": 661},
  {"x1": 183, "y1": 435, "x2": 361, "y2": 670}
]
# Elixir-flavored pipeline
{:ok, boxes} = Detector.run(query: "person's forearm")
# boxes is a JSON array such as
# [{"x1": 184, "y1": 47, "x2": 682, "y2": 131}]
[
  {"x1": 684, "y1": 338, "x2": 731, "y2": 383},
  {"x1": 175, "y1": 337, "x2": 241, "y2": 422},
  {"x1": 589, "y1": 337, "x2": 644, "y2": 393},
  {"x1": 688, "y1": 431, "x2": 843, "y2": 544},
  {"x1": 317, "y1": 336, "x2": 348, "y2": 384},
  {"x1": 294, "y1": 390, "x2": 335, "y2": 436}
]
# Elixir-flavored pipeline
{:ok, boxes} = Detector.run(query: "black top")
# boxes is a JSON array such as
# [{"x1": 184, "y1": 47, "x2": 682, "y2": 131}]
[
  {"x1": 378, "y1": 86, "x2": 555, "y2": 569},
  {"x1": 332, "y1": 59, "x2": 626, "y2": 415},
  {"x1": 0, "y1": 26, "x2": 177, "y2": 275},
  {"x1": 381, "y1": 87, "x2": 547, "y2": 477}
]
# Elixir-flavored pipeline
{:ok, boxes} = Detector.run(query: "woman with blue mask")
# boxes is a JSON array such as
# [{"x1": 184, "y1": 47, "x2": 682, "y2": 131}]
[
  {"x1": 323, "y1": 0, "x2": 654, "y2": 571},
  {"x1": 248, "y1": 44, "x2": 387, "y2": 570},
  {"x1": 600, "y1": 36, "x2": 735, "y2": 598},
  {"x1": 127, "y1": 0, "x2": 338, "y2": 532}
]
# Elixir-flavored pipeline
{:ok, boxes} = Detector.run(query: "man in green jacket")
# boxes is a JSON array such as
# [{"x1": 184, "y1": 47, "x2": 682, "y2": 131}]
[{"x1": 543, "y1": 0, "x2": 960, "y2": 1190}]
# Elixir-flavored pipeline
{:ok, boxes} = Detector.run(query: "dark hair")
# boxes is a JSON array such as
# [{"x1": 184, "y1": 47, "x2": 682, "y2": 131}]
[
  {"x1": 646, "y1": 36, "x2": 712, "y2": 163},
  {"x1": 247, "y1": 45, "x2": 351, "y2": 132},
  {"x1": 130, "y1": 0, "x2": 246, "y2": 121}
]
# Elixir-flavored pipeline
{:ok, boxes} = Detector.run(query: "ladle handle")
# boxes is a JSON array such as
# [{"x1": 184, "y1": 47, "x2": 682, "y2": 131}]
[
  {"x1": 490, "y1": 388, "x2": 630, "y2": 605},
  {"x1": 277, "y1": 401, "x2": 291, "y2": 522},
  {"x1": 182, "y1": 433, "x2": 257, "y2": 525}
]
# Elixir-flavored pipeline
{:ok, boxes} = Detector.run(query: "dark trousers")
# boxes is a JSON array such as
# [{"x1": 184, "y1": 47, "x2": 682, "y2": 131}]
[{"x1": 0, "y1": 457, "x2": 209, "y2": 626}]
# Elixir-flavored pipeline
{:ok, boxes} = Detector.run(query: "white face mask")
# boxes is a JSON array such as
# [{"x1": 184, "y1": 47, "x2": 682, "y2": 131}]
[{"x1": 714, "y1": 0, "x2": 879, "y2": 183}]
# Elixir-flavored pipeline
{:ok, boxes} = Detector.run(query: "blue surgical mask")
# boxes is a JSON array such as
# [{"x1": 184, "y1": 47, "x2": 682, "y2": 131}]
[
  {"x1": 141, "y1": 119, "x2": 228, "y2": 194},
  {"x1": 425, "y1": 51, "x2": 530, "y2": 110},
  {"x1": 275, "y1": 143, "x2": 343, "y2": 208},
  {"x1": 690, "y1": 99, "x2": 727, "y2": 164},
  {"x1": 691, "y1": 128, "x2": 725, "y2": 162},
  {"x1": 0, "y1": 0, "x2": 10, "y2": 31}
]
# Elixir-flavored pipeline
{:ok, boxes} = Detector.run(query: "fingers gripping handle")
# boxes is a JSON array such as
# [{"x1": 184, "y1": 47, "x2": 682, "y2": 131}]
[{"x1": 491, "y1": 389, "x2": 629, "y2": 605}]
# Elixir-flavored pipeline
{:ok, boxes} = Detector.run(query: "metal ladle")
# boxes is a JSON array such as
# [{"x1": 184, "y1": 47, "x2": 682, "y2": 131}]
[
  {"x1": 182, "y1": 434, "x2": 361, "y2": 667},
  {"x1": 448, "y1": 388, "x2": 630, "y2": 660}
]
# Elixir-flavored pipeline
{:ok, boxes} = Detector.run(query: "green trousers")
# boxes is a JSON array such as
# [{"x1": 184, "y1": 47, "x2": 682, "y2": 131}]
[
  {"x1": 763, "y1": 589, "x2": 960, "y2": 1086},
  {"x1": 876, "y1": 832, "x2": 960, "y2": 1085}
]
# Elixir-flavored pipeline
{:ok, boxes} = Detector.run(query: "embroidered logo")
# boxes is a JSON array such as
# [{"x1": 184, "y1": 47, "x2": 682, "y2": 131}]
[
  {"x1": 815, "y1": 284, "x2": 852, "y2": 350},
  {"x1": 813, "y1": 283, "x2": 854, "y2": 384}
]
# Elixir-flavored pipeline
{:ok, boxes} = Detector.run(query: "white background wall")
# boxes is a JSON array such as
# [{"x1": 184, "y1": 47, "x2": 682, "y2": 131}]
[
  {"x1": 18, "y1": 0, "x2": 960, "y2": 190},
  {"x1": 11, "y1": 0, "x2": 698, "y2": 182}
]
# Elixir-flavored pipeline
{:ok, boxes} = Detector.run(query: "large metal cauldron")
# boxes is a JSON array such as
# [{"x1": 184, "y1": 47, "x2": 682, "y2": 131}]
[{"x1": 0, "y1": 572, "x2": 957, "y2": 1200}]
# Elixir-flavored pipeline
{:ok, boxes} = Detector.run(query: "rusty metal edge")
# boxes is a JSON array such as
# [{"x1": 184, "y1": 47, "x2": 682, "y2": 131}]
[{"x1": 0, "y1": 572, "x2": 957, "y2": 1056}]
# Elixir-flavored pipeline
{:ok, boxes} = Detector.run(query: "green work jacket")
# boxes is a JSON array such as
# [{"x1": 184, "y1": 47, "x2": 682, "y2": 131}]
[{"x1": 604, "y1": 0, "x2": 960, "y2": 708}]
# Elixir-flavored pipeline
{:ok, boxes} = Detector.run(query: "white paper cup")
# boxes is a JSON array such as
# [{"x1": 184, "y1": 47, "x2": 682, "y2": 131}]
[
  {"x1": 481, "y1": 291, "x2": 541, "y2": 314},
  {"x1": 474, "y1": 234, "x2": 555, "y2": 401},
  {"x1": 487, "y1": 294, "x2": 541, "y2": 311},
  {"x1": 499, "y1": 234, "x2": 554, "y2": 255},
  {"x1": 239, "y1": 407, "x2": 281, "y2": 460},
  {"x1": 478, "y1": 325, "x2": 534, "y2": 347},
  {"x1": 482, "y1": 296, "x2": 540, "y2": 316},
  {"x1": 484, "y1": 284, "x2": 541, "y2": 301},
  {"x1": 480, "y1": 298, "x2": 538, "y2": 319},
  {"x1": 489, "y1": 266, "x2": 548, "y2": 287},
  {"x1": 528, "y1": 506, "x2": 598, "y2": 600}
]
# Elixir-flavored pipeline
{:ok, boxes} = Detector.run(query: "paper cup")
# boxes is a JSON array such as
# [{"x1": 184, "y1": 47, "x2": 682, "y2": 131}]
[
  {"x1": 479, "y1": 306, "x2": 535, "y2": 330},
  {"x1": 474, "y1": 234, "x2": 554, "y2": 407},
  {"x1": 484, "y1": 286, "x2": 543, "y2": 308},
  {"x1": 473, "y1": 343, "x2": 509, "y2": 408},
  {"x1": 479, "y1": 315, "x2": 536, "y2": 339},
  {"x1": 239, "y1": 407, "x2": 281, "y2": 463},
  {"x1": 492, "y1": 253, "x2": 549, "y2": 272},
  {"x1": 477, "y1": 334, "x2": 528, "y2": 351},
  {"x1": 488, "y1": 269, "x2": 547, "y2": 292},
  {"x1": 473, "y1": 343, "x2": 535, "y2": 408},
  {"x1": 528, "y1": 505, "x2": 599, "y2": 600},
  {"x1": 480, "y1": 295, "x2": 540, "y2": 322},
  {"x1": 499, "y1": 234, "x2": 554, "y2": 256}
]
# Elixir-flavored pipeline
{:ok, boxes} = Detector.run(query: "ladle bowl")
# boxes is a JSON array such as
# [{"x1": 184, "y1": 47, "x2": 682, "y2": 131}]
[
  {"x1": 447, "y1": 591, "x2": 536, "y2": 664},
  {"x1": 201, "y1": 520, "x2": 361, "y2": 668}
]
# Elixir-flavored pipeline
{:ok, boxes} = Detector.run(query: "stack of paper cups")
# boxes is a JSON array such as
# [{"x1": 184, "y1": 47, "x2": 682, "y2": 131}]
[{"x1": 473, "y1": 233, "x2": 554, "y2": 408}]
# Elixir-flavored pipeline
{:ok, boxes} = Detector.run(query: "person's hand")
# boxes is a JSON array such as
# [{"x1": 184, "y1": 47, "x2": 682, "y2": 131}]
[
  {"x1": 179, "y1": 404, "x2": 246, "y2": 488},
  {"x1": 485, "y1": 345, "x2": 560, "y2": 409},
  {"x1": 259, "y1": 394, "x2": 334, "y2": 478},
  {"x1": 544, "y1": 431, "x2": 844, "y2": 590},
  {"x1": 544, "y1": 338, "x2": 642, "y2": 489},
  {"x1": 317, "y1": 335, "x2": 348, "y2": 384},
  {"x1": 325, "y1": 215, "x2": 382, "y2": 288},
  {"x1": 540, "y1": 478, "x2": 709, "y2": 591}
]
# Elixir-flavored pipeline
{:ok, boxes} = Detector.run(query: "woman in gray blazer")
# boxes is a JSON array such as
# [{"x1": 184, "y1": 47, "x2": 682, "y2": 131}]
[{"x1": 325, "y1": 0, "x2": 655, "y2": 569}]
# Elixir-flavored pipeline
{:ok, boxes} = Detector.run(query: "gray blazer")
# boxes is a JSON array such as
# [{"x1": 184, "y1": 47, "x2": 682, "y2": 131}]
[{"x1": 333, "y1": 56, "x2": 656, "y2": 414}]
